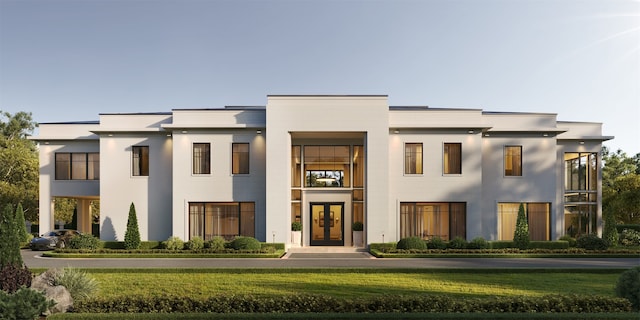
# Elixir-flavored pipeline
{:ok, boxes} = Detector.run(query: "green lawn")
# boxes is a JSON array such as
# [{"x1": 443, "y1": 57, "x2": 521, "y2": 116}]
[{"x1": 84, "y1": 268, "x2": 622, "y2": 299}]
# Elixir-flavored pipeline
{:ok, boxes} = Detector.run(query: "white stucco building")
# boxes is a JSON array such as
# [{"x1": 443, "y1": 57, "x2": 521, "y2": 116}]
[{"x1": 33, "y1": 95, "x2": 612, "y2": 247}]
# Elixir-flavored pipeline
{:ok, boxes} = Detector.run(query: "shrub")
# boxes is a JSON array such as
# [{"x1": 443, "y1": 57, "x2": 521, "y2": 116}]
[
  {"x1": 528, "y1": 241, "x2": 569, "y2": 249},
  {"x1": 204, "y1": 236, "x2": 226, "y2": 251},
  {"x1": 396, "y1": 236, "x2": 427, "y2": 250},
  {"x1": 163, "y1": 236, "x2": 184, "y2": 250},
  {"x1": 124, "y1": 202, "x2": 141, "y2": 250},
  {"x1": 513, "y1": 203, "x2": 530, "y2": 250},
  {"x1": 616, "y1": 224, "x2": 640, "y2": 233},
  {"x1": 69, "y1": 233, "x2": 101, "y2": 249},
  {"x1": 0, "y1": 264, "x2": 32, "y2": 293},
  {"x1": 602, "y1": 212, "x2": 619, "y2": 247},
  {"x1": 0, "y1": 287, "x2": 54, "y2": 319},
  {"x1": 352, "y1": 221, "x2": 363, "y2": 231},
  {"x1": 369, "y1": 242, "x2": 396, "y2": 252},
  {"x1": 427, "y1": 236, "x2": 447, "y2": 249},
  {"x1": 489, "y1": 241, "x2": 514, "y2": 249},
  {"x1": 577, "y1": 234, "x2": 609, "y2": 250},
  {"x1": 185, "y1": 236, "x2": 204, "y2": 250},
  {"x1": 53, "y1": 267, "x2": 98, "y2": 301},
  {"x1": 620, "y1": 229, "x2": 640, "y2": 247},
  {"x1": 467, "y1": 237, "x2": 488, "y2": 249},
  {"x1": 229, "y1": 236, "x2": 261, "y2": 250},
  {"x1": 559, "y1": 235, "x2": 577, "y2": 247},
  {"x1": 291, "y1": 221, "x2": 302, "y2": 231},
  {"x1": 15, "y1": 203, "x2": 29, "y2": 245},
  {"x1": 448, "y1": 236, "x2": 467, "y2": 249},
  {"x1": 615, "y1": 266, "x2": 640, "y2": 310},
  {"x1": 0, "y1": 204, "x2": 23, "y2": 269}
]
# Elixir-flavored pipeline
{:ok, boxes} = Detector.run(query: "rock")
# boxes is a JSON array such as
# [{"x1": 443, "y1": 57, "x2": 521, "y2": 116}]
[{"x1": 30, "y1": 269, "x2": 73, "y2": 314}]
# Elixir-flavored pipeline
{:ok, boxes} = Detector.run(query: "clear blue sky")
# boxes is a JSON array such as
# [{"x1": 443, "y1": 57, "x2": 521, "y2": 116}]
[{"x1": 1, "y1": 0, "x2": 638, "y2": 154}]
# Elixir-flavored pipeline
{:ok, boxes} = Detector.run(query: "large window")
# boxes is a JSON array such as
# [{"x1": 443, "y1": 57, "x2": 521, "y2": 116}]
[
  {"x1": 400, "y1": 202, "x2": 466, "y2": 240},
  {"x1": 404, "y1": 143, "x2": 423, "y2": 174},
  {"x1": 498, "y1": 203, "x2": 550, "y2": 241},
  {"x1": 55, "y1": 152, "x2": 99, "y2": 180},
  {"x1": 193, "y1": 143, "x2": 210, "y2": 174},
  {"x1": 443, "y1": 143, "x2": 461, "y2": 174},
  {"x1": 564, "y1": 152, "x2": 598, "y2": 236},
  {"x1": 232, "y1": 143, "x2": 250, "y2": 174},
  {"x1": 304, "y1": 146, "x2": 350, "y2": 187},
  {"x1": 504, "y1": 146, "x2": 522, "y2": 176},
  {"x1": 189, "y1": 202, "x2": 255, "y2": 241},
  {"x1": 132, "y1": 146, "x2": 149, "y2": 176}
]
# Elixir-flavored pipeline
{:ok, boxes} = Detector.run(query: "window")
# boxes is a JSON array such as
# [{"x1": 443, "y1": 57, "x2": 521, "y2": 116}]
[
  {"x1": 400, "y1": 202, "x2": 466, "y2": 240},
  {"x1": 564, "y1": 152, "x2": 598, "y2": 236},
  {"x1": 232, "y1": 143, "x2": 249, "y2": 174},
  {"x1": 55, "y1": 152, "x2": 99, "y2": 180},
  {"x1": 132, "y1": 146, "x2": 149, "y2": 176},
  {"x1": 443, "y1": 143, "x2": 461, "y2": 174},
  {"x1": 304, "y1": 146, "x2": 350, "y2": 187},
  {"x1": 189, "y1": 202, "x2": 255, "y2": 240},
  {"x1": 193, "y1": 143, "x2": 210, "y2": 174},
  {"x1": 404, "y1": 143, "x2": 423, "y2": 174},
  {"x1": 504, "y1": 146, "x2": 522, "y2": 176},
  {"x1": 498, "y1": 203, "x2": 550, "y2": 241}
]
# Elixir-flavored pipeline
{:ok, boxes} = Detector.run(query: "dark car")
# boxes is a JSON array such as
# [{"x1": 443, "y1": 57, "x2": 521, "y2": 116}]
[{"x1": 29, "y1": 229, "x2": 81, "y2": 250}]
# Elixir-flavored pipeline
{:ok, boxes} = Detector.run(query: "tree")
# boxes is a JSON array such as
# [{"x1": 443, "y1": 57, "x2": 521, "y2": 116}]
[
  {"x1": 0, "y1": 111, "x2": 39, "y2": 222},
  {"x1": 14, "y1": 203, "x2": 29, "y2": 244},
  {"x1": 124, "y1": 203, "x2": 141, "y2": 249},
  {"x1": 602, "y1": 147, "x2": 640, "y2": 224},
  {"x1": 54, "y1": 198, "x2": 76, "y2": 224},
  {"x1": 513, "y1": 203, "x2": 530, "y2": 250},
  {"x1": 602, "y1": 211, "x2": 619, "y2": 247},
  {"x1": 0, "y1": 204, "x2": 22, "y2": 268}
]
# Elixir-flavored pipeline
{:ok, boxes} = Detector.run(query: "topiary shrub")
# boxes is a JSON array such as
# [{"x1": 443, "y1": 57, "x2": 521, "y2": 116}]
[
  {"x1": 0, "y1": 287, "x2": 54, "y2": 319},
  {"x1": 620, "y1": 229, "x2": 640, "y2": 247},
  {"x1": 0, "y1": 204, "x2": 23, "y2": 269},
  {"x1": 615, "y1": 266, "x2": 640, "y2": 311},
  {"x1": 559, "y1": 235, "x2": 577, "y2": 247},
  {"x1": 0, "y1": 264, "x2": 32, "y2": 293},
  {"x1": 163, "y1": 236, "x2": 184, "y2": 250},
  {"x1": 229, "y1": 237, "x2": 261, "y2": 250},
  {"x1": 352, "y1": 221, "x2": 363, "y2": 231},
  {"x1": 15, "y1": 204, "x2": 29, "y2": 245},
  {"x1": 205, "y1": 236, "x2": 226, "y2": 251},
  {"x1": 291, "y1": 222, "x2": 302, "y2": 231},
  {"x1": 69, "y1": 233, "x2": 101, "y2": 249},
  {"x1": 396, "y1": 236, "x2": 427, "y2": 250},
  {"x1": 124, "y1": 202, "x2": 141, "y2": 250},
  {"x1": 448, "y1": 236, "x2": 467, "y2": 249},
  {"x1": 602, "y1": 212, "x2": 619, "y2": 247},
  {"x1": 53, "y1": 267, "x2": 98, "y2": 301},
  {"x1": 513, "y1": 203, "x2": 530, "y2": 250},
  {"x1": 185, "y1": 236, "x2": 204, "y2": 250},
  {"x1": 467, "y1": 237, "x2": 488, "y2": 249},
  {"x1": 576, "y1": 234, "x2": 609, "y2": 250},
  {"x1": 427, "y1": 236, "x2": 447, "y2": 249}
]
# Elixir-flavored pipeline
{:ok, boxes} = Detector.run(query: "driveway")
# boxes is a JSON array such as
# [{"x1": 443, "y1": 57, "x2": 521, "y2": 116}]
[{"x1": 21, "y1": 249, "x2": 640, "y2": 269}]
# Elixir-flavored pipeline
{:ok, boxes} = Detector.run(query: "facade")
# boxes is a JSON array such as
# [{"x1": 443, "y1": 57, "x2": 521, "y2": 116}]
[{"x1": 33, "y1": 95, "x2": 613, "y2": 247}]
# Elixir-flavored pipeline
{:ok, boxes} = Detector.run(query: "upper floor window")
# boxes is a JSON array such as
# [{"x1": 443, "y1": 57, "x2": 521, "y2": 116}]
[
  {"x1": 504, "y1": 146, "x2": 522, "y2": 176},
  {"x1": 564, "y1": 152, "x2": 597, "y2": 191},
  {"x1": 232, "y1": 143, "x2": 249, "y2": 174},
  {"x1": 193, "y1": 143, "x2": 211, "y2": 174},
  {"x1": 55, "y1": 152, "x2": 99, "y2": 180},
  {"x1": 404, "y1": 143, "x2": 423, "y2": 174},
  {"x1": 132, "y1": 146, "x2": 149, "y2": 176},
  {"x1": 304, "y1": 145, "x2": 350, "y2": 187},
  {"x1": 443, "y1": 143, "x2": 461, "y2": 174}
]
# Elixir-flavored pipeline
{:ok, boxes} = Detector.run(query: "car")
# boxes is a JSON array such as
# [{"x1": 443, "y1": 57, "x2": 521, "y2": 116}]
[{"x1": 29, "y1": 229, "x2": 81, "y2": 251}]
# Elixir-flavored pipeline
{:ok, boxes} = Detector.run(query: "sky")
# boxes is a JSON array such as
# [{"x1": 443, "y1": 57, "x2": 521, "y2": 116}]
[{"x1": 1, "y1": 0, "x2": 638, "y2": 155}]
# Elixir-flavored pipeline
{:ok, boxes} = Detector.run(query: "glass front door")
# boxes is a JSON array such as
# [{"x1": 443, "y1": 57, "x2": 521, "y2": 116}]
[{"x1": 310, "y1": 203, "x2": 344, "y2": 246}]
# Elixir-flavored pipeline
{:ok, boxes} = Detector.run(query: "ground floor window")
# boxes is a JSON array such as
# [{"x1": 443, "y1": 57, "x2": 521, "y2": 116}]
[
  {"x1": 189, "y1": 202, "x2": 255, "y2": 240},
  {"x1": 564, "y1": 204, "x2": 596, "y2": 238},
  {"x1": 498, "y1": 202, "x2": 550, "y2": 241},
  {"x1": 400, "y1": 202, "x2": 466, "y2": 240}
]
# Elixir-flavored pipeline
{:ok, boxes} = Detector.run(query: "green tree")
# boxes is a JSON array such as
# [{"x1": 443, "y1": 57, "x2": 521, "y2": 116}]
[
  {"x1": 513, "y1": 203, "x2": 530, "y2": 249},
  {"x1": 14, "y1": 203, "x2": 29, "y2": 243},
  {"x1": 0, "y1": 111, "x2": 39, "y2": 223},
  {"x1": 0, "y1": 204, "x2": 22, "y2": 268},
  {"x1": 602, "y1": 211, "x2": 619, "y2": 247},
  {"x1": 602, "y1": 147, "x2": 640, "y2": 224},
  {"x1": 54, "y1": 198, "x2": 76, "y2": 224},
  {"x1": 124, "y1": 203, "x2": 141, "y2": 249}
]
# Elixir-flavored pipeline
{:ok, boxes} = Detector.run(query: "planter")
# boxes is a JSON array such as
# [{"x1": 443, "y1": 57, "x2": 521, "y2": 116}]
[
  {"x1": 353, "y1": 231, "x2": 363, "y2": 247},
  {"x1": 291, "y1": 231, "x2": 302, "y2": 247}
]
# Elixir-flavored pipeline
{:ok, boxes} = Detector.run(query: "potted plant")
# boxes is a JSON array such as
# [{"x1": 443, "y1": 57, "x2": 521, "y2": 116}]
[
  {"x1": 352, "y1": 221, "x2": 364, "y2": 247},
  {"x1": 291, "y1": 221, "x2": 302, "y2": 246}
]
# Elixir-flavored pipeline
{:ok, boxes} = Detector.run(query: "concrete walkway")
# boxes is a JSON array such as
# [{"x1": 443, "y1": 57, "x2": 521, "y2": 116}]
[{"x1": 21, "y1": 249, "x2": 639, "y2": 269}]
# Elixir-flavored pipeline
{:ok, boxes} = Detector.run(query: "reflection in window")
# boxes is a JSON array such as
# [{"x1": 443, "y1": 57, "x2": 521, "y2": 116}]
[
  {"x1": 563, "y1": 152, "x2": 598, "y2": 237},
  {"x1": 304, "y1": 146, "x2": 350, "y2": 187},
  {"x1": 306, "y1": 170, "x2": 344, "y2": 187},
  {"x1": 55, "y1": 152, "x2": 99, "y2": 180},
  {"x1": 498, "y1": 203, "x2": 550, "y2": 241},
  {"x1": 132, "y1": 146, "x2": 149, "y2": 176}
]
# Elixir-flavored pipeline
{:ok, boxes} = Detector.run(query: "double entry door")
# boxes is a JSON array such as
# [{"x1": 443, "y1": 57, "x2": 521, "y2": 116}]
[{"x1": 310, "y1": 203, "x2": 344, "y2": 246}]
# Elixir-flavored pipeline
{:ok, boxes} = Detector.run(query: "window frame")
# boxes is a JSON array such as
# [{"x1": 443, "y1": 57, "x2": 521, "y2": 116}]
[
  {"x1": 132, "y1": 146, "x2": 149, "y2": 177},
  {"x1": 399, "y1": 202, "x2": 466, "y2": 240},
  {"x1": 192, "y1": 143, "x2": 211, "y2": 175},
  {"x1": 54, "y1": 152, "x2": 99, "y2": 180},
  {"x1": 188, "y1": 201, "x2": 255, "y2": 241},
  {"x1": 232, "y1": 143, "x2": 250, "y2": 175},
  {"x1": 404, "y1": 143, "x2": 423, "y2": 175},
  {"x1": 443, "y1": 142, "x2": 462, "y2": 175},
  {"x1": 504, "y1": 145, "x2": 523, "y2": 177}
]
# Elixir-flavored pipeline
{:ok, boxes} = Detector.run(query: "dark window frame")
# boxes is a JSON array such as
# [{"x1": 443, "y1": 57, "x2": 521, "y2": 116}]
[
  {"x1": 132, "y1": 146, "x2": 149, "y2": 177},
  {"x1": 192, "y1": 143, "x2": 211, "y2": 175},
  {"x1": 188, "y1": 202, "x2": 255, "y2": 240},
  {"x1": 443, "y1": 143, "x2": 462, "y2": 175},
  {"x1": 232, "y1": 143, "x2": 250, "y2": 174},
  {"x1": 54, "y1": 152, "x2": 99, "y2": 180},
  {"x1": 504, "y1": 146, "x2": 523, "y2": 176},
  {"x1": 404, "y1": 143, "x2": 423, "y2": 175},
  {"x1": 400, "y1": 202, "x2": 466, "y2": 240}
]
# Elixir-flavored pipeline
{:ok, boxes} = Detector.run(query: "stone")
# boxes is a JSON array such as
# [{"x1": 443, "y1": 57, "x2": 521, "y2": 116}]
[{"x1": 30, "y1": 269, "x2": 73, "y2": 314}]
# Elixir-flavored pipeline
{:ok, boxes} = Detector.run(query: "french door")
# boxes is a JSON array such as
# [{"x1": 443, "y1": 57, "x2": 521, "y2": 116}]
[{"x1": 310, "y1": 203, "x2": 344, "y2": 246}]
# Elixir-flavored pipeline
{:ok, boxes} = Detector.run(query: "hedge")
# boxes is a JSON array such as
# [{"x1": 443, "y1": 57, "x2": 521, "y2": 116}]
[
  {"x1": 75, "y1": 294, "x2": 632, "y2": 313},
  {"x1": 98, "y1": 241, "x2": 284, "y2": 251},
  {"x1": 616, "y1": 225, "x2": 640, "y2": 233},
  {"x1": 372, "y1": 241, "x2": 570, "y2": 251}
]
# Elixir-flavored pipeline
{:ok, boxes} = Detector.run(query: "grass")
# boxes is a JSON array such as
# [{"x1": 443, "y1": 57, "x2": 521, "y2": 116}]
[
  {"x1": 42, "y1": 250, "x2": 286, "y2": 258},
  {"x1": 80, "y1": 268, "x2": 623, "y2": 299},
  {"x1": 369, "y1": 249, "x2": 640, "y2": 258}
]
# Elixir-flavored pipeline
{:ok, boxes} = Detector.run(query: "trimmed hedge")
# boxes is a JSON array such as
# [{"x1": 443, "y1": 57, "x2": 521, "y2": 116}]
[
  {"x1": 75, "y1": 294, "x2": 632, "y2": 313},
  {"x1": 616, "y1": 225, "x2": 640, "y2": 233},
  {"x1": 396, "y1": 237, "x2": 427, "y2": 250},
  {"x1": 101, "y1": 241, "x2": 161, "y2": 249}
]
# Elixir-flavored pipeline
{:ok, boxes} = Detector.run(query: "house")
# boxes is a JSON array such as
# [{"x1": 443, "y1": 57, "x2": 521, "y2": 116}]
[{"x1": 32, "y1": 95, "x2": 612, "y2": 247}]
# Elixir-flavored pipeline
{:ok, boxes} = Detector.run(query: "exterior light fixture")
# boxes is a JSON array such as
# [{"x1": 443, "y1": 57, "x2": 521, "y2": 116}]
[
  {"x1": 181, "y1": 130, "x2": 188, "y2": 134},
  {"x1": 393, "y1": 129, "x2": 399, "y2": 134},
  {"x1": 166, "y1": 133, "x2": 172, "y2": 137},
  {"x1": 108, "y1": 133, "x2": 114, "y2": 137},
  {"x1": 484, "y1": 133, "x2": 490, "y2": 137},
  {"x1": 256, "y1": 129, "x2": 262, "y2": 134},
  {"x1": 543, "y1": 133, "x2": 549, "y2": 137},
  {"x1": 579, "y1": 141, "x2": 585, "y2": 145},
  {"x1": 468, "y1": 130, "x2": 474, "y2": 134},
  {"x1": 44, "y1": 141, "x2": 49, "y2": 145}
]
